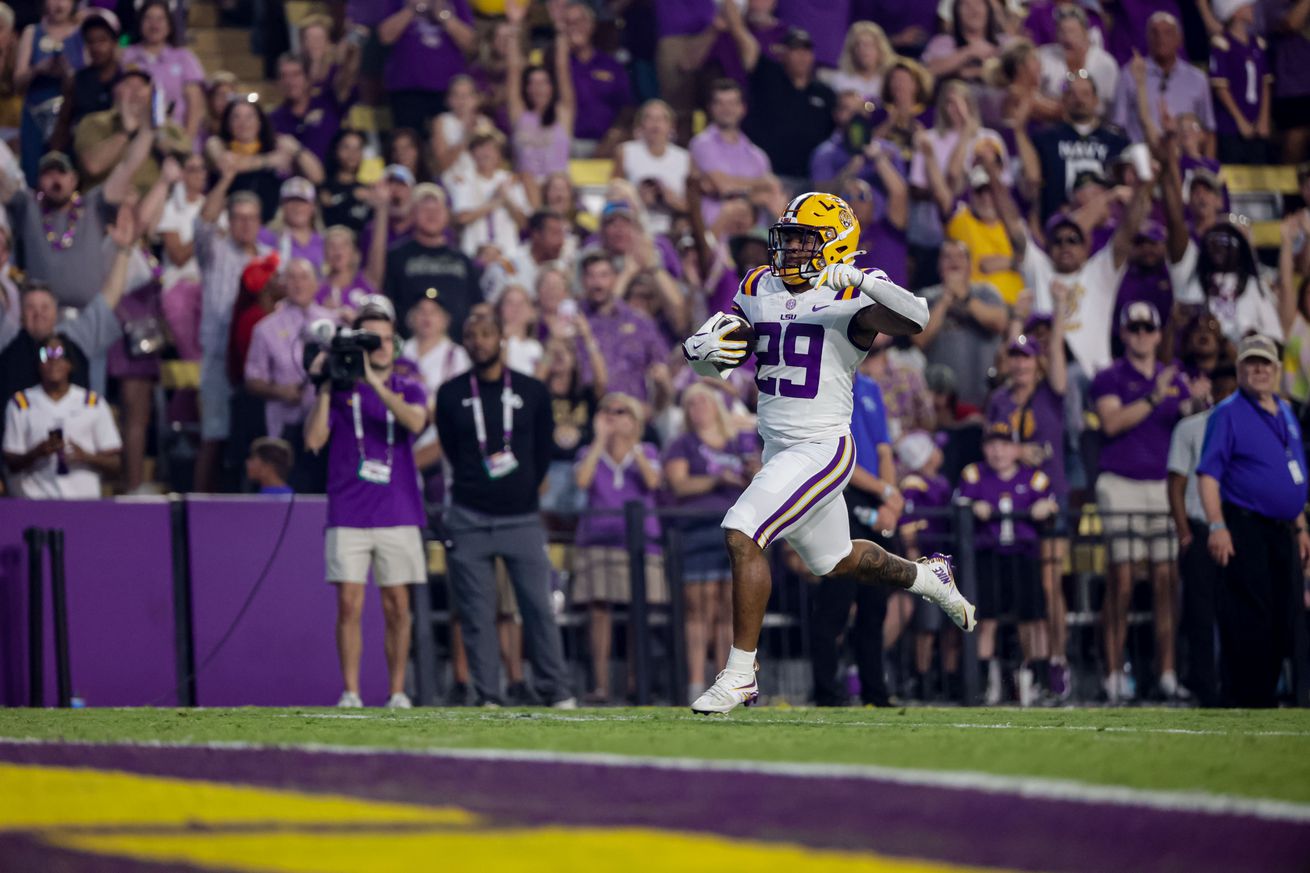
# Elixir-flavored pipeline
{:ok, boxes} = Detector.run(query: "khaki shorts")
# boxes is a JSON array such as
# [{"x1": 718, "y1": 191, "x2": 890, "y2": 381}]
[
  {"x1": 326, "y1": 526, "x2": 427, "y2": 587},
  {"x1": 1095, "y1": 473, "x2": 1176, "y2": 564},
  {"x1": 571, "y1": 547, "x2": 668, "y2": 605}
]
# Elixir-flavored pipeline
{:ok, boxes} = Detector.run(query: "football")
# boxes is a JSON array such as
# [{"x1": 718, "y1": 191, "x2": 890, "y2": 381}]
[{"x1": 715, "y1": 313, "x2": 757, "y2": 371}]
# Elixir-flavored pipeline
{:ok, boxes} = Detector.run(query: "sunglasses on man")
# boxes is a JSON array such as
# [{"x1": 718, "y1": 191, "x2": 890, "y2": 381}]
[{"x1": 1125, "y1": 322, "x2": 1158, "y2": 334}]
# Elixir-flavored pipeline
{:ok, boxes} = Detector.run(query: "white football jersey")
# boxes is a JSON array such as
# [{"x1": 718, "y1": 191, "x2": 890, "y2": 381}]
[{"x1": 733, "y1": 265, "x2": 881, "y2": 447}]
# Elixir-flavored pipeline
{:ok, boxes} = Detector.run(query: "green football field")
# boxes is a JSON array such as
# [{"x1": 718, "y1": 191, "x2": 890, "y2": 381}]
[{"x1": 3, "y1": 706, "x2": 1308, "y2": 804}]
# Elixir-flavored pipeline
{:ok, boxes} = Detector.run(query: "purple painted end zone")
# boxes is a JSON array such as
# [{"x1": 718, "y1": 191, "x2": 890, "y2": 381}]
[{"x1": 2, "y1": 743, "x2": 1308, "y2": 873}]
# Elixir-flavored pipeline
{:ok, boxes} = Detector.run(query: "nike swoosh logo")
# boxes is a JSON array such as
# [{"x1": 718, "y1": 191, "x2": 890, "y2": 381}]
[
  {"x1": 691, "y1": 339, "x2": 706, "y2": 351},
  {"x1": 812, "y1": 304, "x2": 831, "y2": 312}
]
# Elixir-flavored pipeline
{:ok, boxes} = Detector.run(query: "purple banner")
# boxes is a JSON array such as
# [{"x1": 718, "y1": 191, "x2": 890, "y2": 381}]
[
  {"x1": 0, "y1": 499, "x2": 178, "y2": 707},
  {"x1": 185, "y1": 496, "x2": 390, "y2": 707}
]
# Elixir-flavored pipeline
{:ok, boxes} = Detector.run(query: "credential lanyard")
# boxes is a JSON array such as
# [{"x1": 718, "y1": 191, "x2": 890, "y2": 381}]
[
  {"x1": 1243, "y1": 390, "x2": 1292, "y2": 454},
  {"x1": 469, "y1": 368, "x2": 514, "y2": 459},
  {"x1": 352, "y1": 390, "x2": 394, "y2": 467}
]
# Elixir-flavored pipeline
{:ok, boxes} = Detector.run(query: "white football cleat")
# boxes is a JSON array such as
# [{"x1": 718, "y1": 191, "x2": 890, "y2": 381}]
[
  {"x1": 691, "y1": 666, "x2": 759, "y2": 715},
  {"x1": 337, "y1": 691, "x2": 363, "y2": 709},
  {"x1": 919, "y1": 553, "x2": 977, "y2": 632}
]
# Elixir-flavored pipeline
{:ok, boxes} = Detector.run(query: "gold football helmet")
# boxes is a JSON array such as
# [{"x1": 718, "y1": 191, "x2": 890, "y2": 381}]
[{"x1": 767, "y1": 191, "x2": 862, "y2": 283}]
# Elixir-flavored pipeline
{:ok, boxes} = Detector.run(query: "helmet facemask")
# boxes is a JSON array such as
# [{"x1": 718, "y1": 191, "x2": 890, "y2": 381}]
[{"x1": 768, "y1": 223, "x2": 829, "y2": 282}]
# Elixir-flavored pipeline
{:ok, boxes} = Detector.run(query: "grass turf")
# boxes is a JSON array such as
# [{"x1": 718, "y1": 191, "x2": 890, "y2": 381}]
[{"x1": 1, "y1": 707, "x2": 1308, "y2": 805}]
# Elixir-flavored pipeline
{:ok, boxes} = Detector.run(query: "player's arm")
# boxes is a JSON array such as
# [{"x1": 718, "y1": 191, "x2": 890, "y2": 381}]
[{"x1": 822, "y1": 265, "x2": 928, "y2": 346}]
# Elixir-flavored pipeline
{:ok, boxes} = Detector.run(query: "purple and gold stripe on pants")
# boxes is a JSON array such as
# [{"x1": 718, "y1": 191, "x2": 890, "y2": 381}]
[{"x1": 752, "y1": 436, "x2": 855, "y2": 548}]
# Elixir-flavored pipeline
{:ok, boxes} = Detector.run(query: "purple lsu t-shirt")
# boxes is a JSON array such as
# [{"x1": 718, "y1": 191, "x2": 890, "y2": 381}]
[
  {"x1": 656, "y1": 0, "x2": 715, "y2": 39},
  {"x1": 1089, "y1": 357, "x2": 1188, "y2": 481},
  {"x1": 900, "y1": 471, "x2": 953, "y2": 544},
  {"x1": 383, "y1": 0, "x2": 474, "y2": 93},
  {"x1": 662, "y1": 430, "x2": 758, "y2": 514},
  {"x1": 269, "y1": 93, "x2": 345, "y2": 164},
  {"x1": 707, "y1": 21, "x2": 788, "y2": 92},
  {"x1": 574, "y1": 442, "x2": 663, "y2": 550},
  {"x1": 325, "y1": 372, "x2": 427, "y2": 528},
  {"x1": 957, "y1": 462, "x2": 1051, "y2": 555},
  {"x1": 1209, "y1": 33, "x2": 1270, "y2": 135},
  {"x1": 571, "y1": 51, "x2": 633, "y2": 141},
  {"x1": 985, "y1": 381, "x2": 1068, "y2": 500}
]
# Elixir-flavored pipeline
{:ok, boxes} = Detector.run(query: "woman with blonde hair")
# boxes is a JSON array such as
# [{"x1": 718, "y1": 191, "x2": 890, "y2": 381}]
[
  {"x1": 572, "y1": 391, "x2": 666, "y2": 703},
  {"x1": 821, "y1": 21, "x2": 896, "y2": 103},
  {"x1": 662, "y1": 382, "x2": 759, "y2": 702},
  {"x1": 316, "y1": 225, "x2": 374, "y2": 319},
  {"x1": 612, "y1": 99, "x2": 689, "y2": 235}
]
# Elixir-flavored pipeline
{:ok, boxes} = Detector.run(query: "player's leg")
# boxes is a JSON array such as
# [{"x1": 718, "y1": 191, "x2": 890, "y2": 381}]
[
  {"x1": 825, "y1": 539, "x2": 977, "y2": 632},
  {"x1": 725, "y1": 528, "x2": 773, "y2": 651},
  {"x1": 326, "y1": 526, "x2": 370, "y2": 706}
]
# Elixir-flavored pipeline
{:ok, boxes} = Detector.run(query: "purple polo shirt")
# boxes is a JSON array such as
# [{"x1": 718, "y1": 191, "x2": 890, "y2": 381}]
[
  {"x1": 707, "y1": 21, "x2": 789, "y2": 93},
  {"x1": 359, "y1": 218, "x2": 414, "y2": 262},
  {"x1": 316, "y1": 272, "x2": 377, "y2": 313},
  {"x1": 900, "y1": 471, "x2": 953, "y2": 543},
  {"x1": 1105, "y1": 0, "x2": 1182, "y2": 64},
  {"x1": 689, "y1": 125, "x2": 772, "y2": 224},
  {"x1": 244, "y1": 301, "x2": 332, "y2": 437},
  {"x1": 326, "y1": 371, "x2": 427, "y2": 528},
  {"x1": 382, "y1": 0, "x2": 474, "y2": 93},
  {"x1": 1209, "y1": 32, "x2": 1270, "y2": 135},
  {"x1": 1090, "y1": 357, "x2": 1189, "y2": 481},
  {"x1": 120, "y1": 45, "x2": 205, "y2": 126},
  {"x1": 986, "y1": 381, "x2": 1068, "y2": 500},
  {"x1": 776, "y1": 0, "x2": 851, "y2": 68},
  {"x1": 656, "y1": 0, "x2": 715, "y2": 39},
  {"x1": 662, "y1": 430, "x2": 759, "y2": 513},
  {"x1": 1113, "y1": 55, "x2": 1215, "y2": 141},
  {"x1": 958, "y1": 463, "x2": 1051, "y2": 555},
  {"x1": 257, "y1": 228, "x2": 326, "y2": 274},
  {"x1": 575, "y1": 298, "x2": 669, "y2": 403},
  {"x1": 269, "y1": 93, "x2": 344, "y2": 164},
  {"x1": 574, "y1": 442, "x2": 663, "y2": 550},
  {"x1": 572, "y1": 50, "x2": 633, "y2": 141}
]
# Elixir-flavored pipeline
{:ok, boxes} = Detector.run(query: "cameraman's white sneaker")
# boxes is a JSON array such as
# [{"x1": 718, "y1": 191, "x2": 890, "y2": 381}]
[
  {"x1": 385, "y1": 692, "x2": 412, "y2": 710},
  {"x1": 691, "y1": 667, "x2": 759, "y2": 715},
  {"x1": 337, "y1": 691, "x2": 363, "y2": 708}
]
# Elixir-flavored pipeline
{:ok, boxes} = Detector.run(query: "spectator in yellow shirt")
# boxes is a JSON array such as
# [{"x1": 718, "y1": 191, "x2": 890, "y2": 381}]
[{"x1": 946, "y1": 164, "x2": 1024, "y2": 305}]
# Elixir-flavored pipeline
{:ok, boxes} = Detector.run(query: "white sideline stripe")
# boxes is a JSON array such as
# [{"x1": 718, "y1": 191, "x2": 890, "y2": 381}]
[
  {"x1": 1, "y1": 736, "x2": 1309, "y2": 824},
  {"x1": 268, "y1": 710, "x2": 1310, "y2": 737}
]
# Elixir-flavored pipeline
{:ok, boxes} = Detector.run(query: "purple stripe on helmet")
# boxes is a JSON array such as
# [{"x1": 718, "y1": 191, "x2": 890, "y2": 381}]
[
  {"x1": 758, "y1": 443, "x2": 856, "y2": 548},
  {"x1": 752, "y1": 436, "x2": 851, "y2": 547}
]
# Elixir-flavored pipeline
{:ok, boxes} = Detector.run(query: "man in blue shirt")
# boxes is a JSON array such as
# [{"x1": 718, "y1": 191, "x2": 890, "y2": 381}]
[
  {"x1": 809, "y1": 354, "x2": 904, "y2": 707},
  {"x1": 1197, "y1": 335, "x2": 1310, "y2": 707}
]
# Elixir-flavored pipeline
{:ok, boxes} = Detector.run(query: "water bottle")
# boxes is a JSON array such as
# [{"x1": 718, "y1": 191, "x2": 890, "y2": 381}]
[
  {"x1": 999, "y1": 495, "x2": 1014, "y2": 547},
  {"x1": 853, "y1": 506, "x2": 878, "y2": 529}
]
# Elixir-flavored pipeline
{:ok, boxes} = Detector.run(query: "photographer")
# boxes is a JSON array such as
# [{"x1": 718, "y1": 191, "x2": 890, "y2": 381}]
[
  {"x1": 435, "y1": 307, "x2": 576, "y2": 708},
  {"x1": 305, "y1": 298, "x2": 429, "y2": 709}
]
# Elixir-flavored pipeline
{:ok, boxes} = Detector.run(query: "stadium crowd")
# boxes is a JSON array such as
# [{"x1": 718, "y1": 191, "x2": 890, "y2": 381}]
[{"x1": 1, "y1": 0, "x2": 1309, "y2": 709}]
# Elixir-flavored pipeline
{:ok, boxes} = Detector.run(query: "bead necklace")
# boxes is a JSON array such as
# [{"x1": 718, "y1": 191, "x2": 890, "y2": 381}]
[{"x1": 38, "y1": 191, "x2": 83, "y2": 252}]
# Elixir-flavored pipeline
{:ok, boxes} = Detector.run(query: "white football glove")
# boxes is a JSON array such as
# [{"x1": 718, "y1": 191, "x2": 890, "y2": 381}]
[
  {"x1": 816, "y1": 262, "x2": 867, "y2": 293},
  {"x1": 682, "y1": 313, "x2": 748, "y2": 377}
]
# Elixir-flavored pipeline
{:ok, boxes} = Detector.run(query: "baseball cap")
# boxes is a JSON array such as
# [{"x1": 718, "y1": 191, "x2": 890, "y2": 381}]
[
  {"x1": 1023, "y1": 312, "x2": 1053, "y2": 334},
  {"x1": 1072, "y1": 169, "x2": 1111, "y2": 190},
  {"x1": 1044, "y1": 212, "x2": 1084, "y2": 242},
  {"x1": 1190, "y1": 168, "x2": 1222, "y2": 193},
  {"x1": 411, "y1": 182, "x2": 447, "y2": 205},
  {"x1": 782, "y1": 27, "x2": 814, "y2": 49},
  {"x1": 600, "y1": 201, "x2": 636, "y2": 223},
  {"x1": 355, "y1": 294, "x2": 396, "y2": 324},
  {"x1": 80, "y1": 8, "x2": 121, "y2": 37},
  {"x1": 37, "y1": 152, "x2": 74, "y2": 174},
  {"x1": 113, "y1": 63, "x2": 152, "y2": 86},
  {"x1": 1007, "y1": 334, "x2": 1040, "y2": 356},
  {"x1": 279, "y1": 176, "x2": 316, "y2": 202},
  {"x1": 983, "y1": 419, "x2": 1015, "y2": 442},
  {"x1": 1134, "y1": 220, "x2": 1166, "y2": 243},
  {"x1": 1120, "y1": 300, "x2": 1161, "y2": 329},
  {"x1": 384, "y1": 163, "x2": 416, "y2": 187},
  {"x1": 241, "y1": 254, "x2": 280, "y2": 296},
  {"x1": 1236, "y1": 334, "x2": 1279, "y2": 364},
  {"x1": 895, "y1": 431, "x2": 935, "y2": 473}
]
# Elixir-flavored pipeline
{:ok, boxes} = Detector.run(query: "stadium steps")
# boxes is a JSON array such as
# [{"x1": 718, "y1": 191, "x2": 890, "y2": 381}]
[{"x1": 186, "y1": 1, "x2": 277, "y2": 105}]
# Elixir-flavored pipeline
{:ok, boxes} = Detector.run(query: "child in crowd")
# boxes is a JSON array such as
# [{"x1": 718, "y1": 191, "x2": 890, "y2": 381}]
[
  {"x1": 956, "y1": 420, "x2": 1057, "y2": 706},
  {"x1": 246, "y1": 437, "x2": 294, "y2": 496}
]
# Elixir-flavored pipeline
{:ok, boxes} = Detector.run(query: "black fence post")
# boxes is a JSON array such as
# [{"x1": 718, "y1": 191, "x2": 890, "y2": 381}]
[
  {"x1": 169, "y1": 497, "x2": 198, "y2": 707},
  {"x1": 47, "y1": 529, "x2": 72, "y2": 708},
  {"x1": 409, "y1": 567, "x2": 439, "y2": 706},
  {"x1": 24, "y1": 527, "x2": 46, "y2": 708},
  {"x1": 953, "y1": 503, "x2": 979, "y2": 706},
  {"x1": 664, "y1": 524, "x2": 688, "y2": 707},
  {"x1": 624, "y1": 501, "x2": 651, "y2": 705}
]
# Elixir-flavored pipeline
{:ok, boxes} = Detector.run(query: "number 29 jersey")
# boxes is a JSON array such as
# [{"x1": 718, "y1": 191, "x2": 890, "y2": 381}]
[{"x1": 733, "y1": 265, "x2": 879, "y2": 448}]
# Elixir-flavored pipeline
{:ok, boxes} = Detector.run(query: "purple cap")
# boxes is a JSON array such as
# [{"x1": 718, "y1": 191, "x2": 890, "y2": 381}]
[
  {"x1": 1120, "y1": 300, "x2": 1161, "y2": 328},
  {"x1": 1134, "y1": 220, "x2": 1166, "y2": 243},
  {"x1": 1044, "y1": 212, "x2": 1084, "y2": 242},
  {"x1": 1023, "y1": 312, "x2": 1053, "y2": 333},
  {"x1": 1007, "y1": 334, "x2": 1040, "y2": 356},
  {"x1": 983, "y1": 419, "x2": 1015, "y2": 442}
]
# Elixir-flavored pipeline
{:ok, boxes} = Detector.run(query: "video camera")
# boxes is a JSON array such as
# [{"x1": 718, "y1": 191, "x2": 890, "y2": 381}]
[{"x1": 305, "y1": 320, "x2": 382, "y2": 391}]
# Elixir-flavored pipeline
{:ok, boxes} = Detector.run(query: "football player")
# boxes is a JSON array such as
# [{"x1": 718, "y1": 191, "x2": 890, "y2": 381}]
[{"x1": 682, "y1": 191, "x2": 977, "y2": 715}]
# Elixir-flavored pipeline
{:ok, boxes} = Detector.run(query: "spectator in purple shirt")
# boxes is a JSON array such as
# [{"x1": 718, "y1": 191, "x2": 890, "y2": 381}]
[
  {"x1": 298, "y1": 14, "x2": 362, "y2": 108},
  {"x1": 703, "y1": 0, "x2": 789, "y2": 99},
  {"x1": 268, "y1": 53, "x2": 344, "y2": 166},
  {"x1": 574, "y1": 250, "x2": 670, "y2": 407},
  {"x1": 1112, "y1": 13, "x2": 1216, "y2": 152},
  {"x1": 663, "y1": 382, "x2": 759, "y2": 701},
  {"x1": 317, "y1": 226, "x2": 375, "y2": 321},
  {"x1": 1208, "y1": 0, "x2": 1273, "y2": 164},
  {"x1": 775, "y1": 0, "x2": 851, "y2": 69},
  {"x1": 1090, "y1": 300, "x2": 1208, "y2": 703},
  {"x1": 376, "y1": 0, "x2": 476, "y2": 134},
  {"x1": 573, "y1": 391, "x2": 666, "y2": 703},
  {"x1": 689, "y1": 79, "x2": 784, "y2": 227},
  {"x1": 121, "y1": 0, "x2": 204, "y2": 143},
  {"x1": 562, "y1": 0, "x2": 634, "y2": 157},
  {"x1": 257, "y1": 177, "x2": 326, "y2": 274},
  {"x1": 506, "y1": 0, "x2": 574, "y2": 183},
  {"x1": 304, "y1": 299, "x2": 430, "y2": 709},
  {"x1": 654, "y1": 0, "x2": 716, "y2": 142}
]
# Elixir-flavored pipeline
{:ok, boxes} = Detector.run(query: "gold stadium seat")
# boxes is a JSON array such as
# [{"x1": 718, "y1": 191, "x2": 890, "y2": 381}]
[
  {"x1": 1221, "y1": 164, "x2": 1299, "y2": 195},
  {"x1": 569, "y1": 159, "x2": 612, "y2": 188},
  {"x1": 159, "y1": 360, "x2": 200, "y2": 391},
  {"x1": 348, "y1": 105, "x2": 390, "y2": 135}
]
